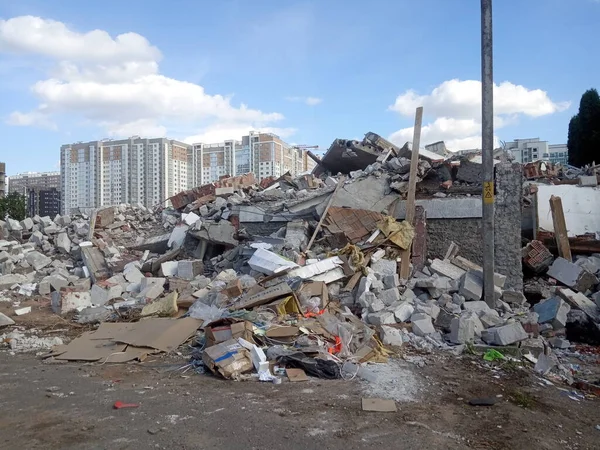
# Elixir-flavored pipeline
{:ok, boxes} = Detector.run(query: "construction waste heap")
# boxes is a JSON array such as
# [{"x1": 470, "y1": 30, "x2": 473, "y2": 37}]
[{"x1": 1, "y1": 132, "x2": 599, "y2": 391}]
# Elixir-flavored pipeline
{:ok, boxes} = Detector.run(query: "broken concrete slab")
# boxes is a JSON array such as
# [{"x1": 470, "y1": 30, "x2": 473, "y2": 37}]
[
  {"x1": 161, "y1": 261, "x2": 179, "y2": 277},
  {"x1": 382, "y1": 273, "x2": 400, "y2": 289},
  {"x1": 429, "y1": 259, "x2": 465, "y2": 280},
  {"x1": 533, "y1": 297, "x2": 571, "y2": 329},
  {"x1": 6, "y1": 218, "x2": 23, "y2": 232},
  {"x1": 463, "y1": 301, "x2": 492, "y2": 315},
  {"x1": 479, "y1": 311, "x2": 504, "y2": 328},
  {"x1": 90, "y1": 282, "x2": 123, "y2": 306},
  {"x1": 131, "y1": 233, "x2": 170, "y2": 254},
  {"x1": 481, "y1": 322, "x2": 528, "y2": 346},
  {"x1": 502, "y1": 290, "x2": 526, "y2": 305},
  {"x1": 20, "y1": 217, "x2": 34, "y2": 231},
  {"x1": 557, "y1": 288, "x2": 600, "y2": 323},
  {"x1": 25, "y1": 251, "x2": 52, "y2": 270},
  {"x1": 167, "y1": 224, "x2": 189, "y2": 250},
  {"x1": 368, "y1": 297, "x2": 386, "y2": 312}
]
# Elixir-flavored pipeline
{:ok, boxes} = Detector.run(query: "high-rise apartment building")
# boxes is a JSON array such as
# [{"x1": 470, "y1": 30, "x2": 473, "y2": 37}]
[
  {"x1": 189, "y1": 131, "x2": 317, "y2": 185},
  {"x1": 60, "y1": 137, "x2": 191, "y2": 214},
  {"x1": 0, "y1": 162, "x2": 5, "y2": 198}
]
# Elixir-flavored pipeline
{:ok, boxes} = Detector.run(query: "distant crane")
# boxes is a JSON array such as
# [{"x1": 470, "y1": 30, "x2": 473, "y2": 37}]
[{"x1": 292, "y1": 145, "x2": 321, "y2": 165}]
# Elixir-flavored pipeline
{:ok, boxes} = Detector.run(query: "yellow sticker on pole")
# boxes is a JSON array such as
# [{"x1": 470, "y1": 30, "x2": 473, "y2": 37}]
[{"x1": 483, "y1": 181, "x2": 494, "y2": 204}]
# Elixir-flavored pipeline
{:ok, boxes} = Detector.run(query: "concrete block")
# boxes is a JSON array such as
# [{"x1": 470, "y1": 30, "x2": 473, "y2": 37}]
[
  {"x1": 435, "y1": 309, "x2": 456, "y2": 332},
  {"x1": 370, "y1": 258, "x2": 397, "y2": 277},
  {"x1": 6, "y1": 219, "x2": 23, "y2": 231},
  {"x1": 502, "y1": 290, "x2": 526, "y2": 305},
  {"x1": 393, "y1": 302, "x2": 414, "y2": 322},
  {"x1": 20, "y1": 218, "x2": 34, "y2": 231},
  {"x1": 168, "y1": 224, "x2": 189, "y2": 250},
  {"x1": 579, "y1": 175, "x2": 598, "y2": 187},
  {"x1": 379, "y1": 288, "x2": 401, "y2": 306},
  {"x1": 382, "y1": 273, "x2": 400, "y2": 289},
  {"x1": 459, "y1": 270, "x2": 483, "y2": 301},
  {"x1": 437, "y1": 293, "x2": 453, "y2": 307},
  {"x1": 401, "y1": 288, "x2": 416, "y2": 301},
  {"x1": 410, "y1": 312, "x2": 430, "y2": 322},
  {"x1": 182, "y1": 212, "x2": 200, "y2": 226},
  {"x1": 90, "y1": 282, "x2": 123, "y2": 306},
  {"x1": 138, "y1": 282, "x2": 165, "y2": 301},
  {"x1": 368, "y1": 310, "x2": 396, "y2": 325},
  {"x1": 177, "y1": 260, "x2": 204, "y2": 281},
  {"x1": 592, "y1": 291, "x2": 600, "y2": 308},
  {"x1": 533, "y1": 297, "x2": 571, "y2": 329},
  {"x1": 452, "y1": 293, "x2": 465, "y2": 306},
  {"x1": 123, "y1": 264, "x2": 144, "y2": 283},
  {"x1": 547, "y1": 257, "x2": 581, "y2": 289},
  {"x1": 415, "y1": 302, "x2": 440, "y2": 320},
  {"x1": 463, "y1": 301, "x2": 492, "y2": 315},
  {"x1": 161, "y1": 261, "x2": 179, "y2": 277},
  {"x1": 429, "y1": 259, "x2": 465, "y2": 280},
  {"x1": 1, "y1": 260, "x2": 14, "y2": 275},
  {"x1": 368, "y1": 297, "x2": 386, "y2": 312},
  {"x1": 427, "y1": 276, "x2": 452, "y2": 298},
  {"x1": 449, "y1": 315, "x2": 475, "y2": 343},
  {"x1": 481, "y1": 322, "x2": 528, "y2": 346},
  {"x1": 412, "y1": 316, "x2": 435, "y2": 337},
  {"x1": 548, "y1": 337, "x2": 570, "y2": 349},
  {"x1": 25, "y1": 251, "x2": 52, "y2": 270},
  {"x1": 380, "y1": 325, "x2": 404, "y2": 346},
  {"x1": 55, "y1": 232, "x2": 71, "y2": 254},
  {"x1": 479, "y1": 311, "x2": 504, "y2": 328},
  {"x1": 51, "y1": 290, "x2": 92, "y2": 314},
  {"x1": 0, "y1": 311, "x2": 16, "y2": 327}
]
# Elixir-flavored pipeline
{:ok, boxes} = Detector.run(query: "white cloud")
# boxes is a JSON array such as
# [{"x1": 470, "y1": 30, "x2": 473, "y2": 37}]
[
  {"x1": 0, "y1": 16, "x2": 160, "y2": 63},
  {"x1": 285, "y1": 96, "x2": 323, "y2": 106},
  {"x1": 1, "y1": 16, "x2": 290, "y2": 143},
  {"x1": 184, "y1": 123, "x2": 296, "y2": 144},
  {"x1": 388, "y1": 79, "x2": 569, "y2": 150}
]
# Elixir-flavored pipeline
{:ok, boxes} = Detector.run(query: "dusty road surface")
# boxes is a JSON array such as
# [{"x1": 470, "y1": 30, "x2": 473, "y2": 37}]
[{"x1": 1, "y1": 350, "x2": 599, "y2": 450}]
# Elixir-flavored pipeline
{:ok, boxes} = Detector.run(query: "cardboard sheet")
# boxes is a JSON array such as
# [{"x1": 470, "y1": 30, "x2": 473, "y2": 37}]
[
  {"x1": 112, "y1": 317, "x2": 202, "y2": 352},
  {"x1": 286, "y1": 368, "x2": 308, "y2": 382},
  {"x1": 54, "y1": 332, "x2": 127, "y2": 361},
  {"x1": 361, "y1": 398, "x2": 397, "y2": 412}
]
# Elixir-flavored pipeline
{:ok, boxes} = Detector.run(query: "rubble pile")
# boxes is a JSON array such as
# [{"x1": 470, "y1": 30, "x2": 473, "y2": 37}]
[{"x1": 0, "y1": 132, "x2": 598, "y2": 389}]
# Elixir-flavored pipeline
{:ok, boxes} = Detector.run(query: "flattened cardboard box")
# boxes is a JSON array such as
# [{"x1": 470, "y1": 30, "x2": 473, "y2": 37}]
[{"x1": 202, "y1": 339, "x2": 253, "y2": 379}]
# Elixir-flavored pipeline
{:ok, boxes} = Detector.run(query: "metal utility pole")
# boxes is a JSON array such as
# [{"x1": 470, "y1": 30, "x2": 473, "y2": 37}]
[{"x1": 481, "y1": 0, "x2": 495, "y2": 308}]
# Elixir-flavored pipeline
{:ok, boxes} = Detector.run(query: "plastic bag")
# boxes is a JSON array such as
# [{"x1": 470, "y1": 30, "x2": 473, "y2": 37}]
[{"x1": 188, "y1": 300, "x2": 225, "y2": 325}]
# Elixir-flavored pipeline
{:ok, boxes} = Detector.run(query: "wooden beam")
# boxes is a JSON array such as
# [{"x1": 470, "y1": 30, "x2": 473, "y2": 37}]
[
  {"x1": 549, "y1": 195, "x2": 572, "y2": 261},
  {"x1": 305, "y1": 176, "x2": 346, "y2": 252},
  {"x1": 399, "y1": 107, "x2": 423, "y2": 279}
]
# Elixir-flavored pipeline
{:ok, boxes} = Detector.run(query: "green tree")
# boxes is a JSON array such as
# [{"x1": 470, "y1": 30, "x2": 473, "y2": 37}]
[
  {"x1": 0, "y1": 192, "x2": 27, "y2": 221},
  {"x1": 568, "y1": 88, "x2": 600, "y2": 167}
]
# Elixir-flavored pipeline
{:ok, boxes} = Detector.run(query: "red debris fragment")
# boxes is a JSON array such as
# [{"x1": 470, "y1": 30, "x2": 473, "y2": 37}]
[{"x1": 113, "y1": 401, "x2": 140, "y2": 409}]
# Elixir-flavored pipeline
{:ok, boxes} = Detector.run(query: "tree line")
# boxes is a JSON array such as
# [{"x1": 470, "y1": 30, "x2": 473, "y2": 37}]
[{"x1": 568, "y1": 88, "x2": 600, "y2": 167}]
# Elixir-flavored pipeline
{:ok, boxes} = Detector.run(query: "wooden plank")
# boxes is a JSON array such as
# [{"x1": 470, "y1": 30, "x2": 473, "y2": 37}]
[
  {"x1": 305, "y1": 176, "x2": 346, "y2": 252},
  {"x1": 399, "y1": 107, "x2": 423, "y2": 279},
  {"x1": 549, "y1": 195, "x2": 572, "y2": 261}
]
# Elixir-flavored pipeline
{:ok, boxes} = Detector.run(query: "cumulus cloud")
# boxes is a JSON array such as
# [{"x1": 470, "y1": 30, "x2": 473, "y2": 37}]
[
  {"x1": 285, "y1": 96, "x2": 323, "y2": 106},
  {"x1": 185, "y1": 123, "x2": 297, "y2": 145},
  {"x1": 1, "y1": 16, "x2": 289, "y2": 142},
  {"x1": 388, "y1": 79, "x2": 569, "y2": 150}
]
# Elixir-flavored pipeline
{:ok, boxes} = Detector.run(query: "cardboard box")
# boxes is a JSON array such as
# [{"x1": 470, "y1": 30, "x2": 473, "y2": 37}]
[
  {"x1": 202, "y1": 339, "x2": 253, "y2": 379},
  {"x1": 223, "y1": 279, "x2": 243, "y2": 298},
  {"x1": 204, "y1": 319, "x2": 254, "y2": 347},
  {"x1": 299, "y1": 281, "x2": 329, "y2": 309},
  {"x1": 263, "y1": 295, "x2": 302, "y2": 316}
]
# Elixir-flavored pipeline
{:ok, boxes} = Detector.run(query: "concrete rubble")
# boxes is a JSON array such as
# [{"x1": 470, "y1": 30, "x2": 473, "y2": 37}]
[{"x1": 0, "y1": 131, "x2": 598, "y2": 392}]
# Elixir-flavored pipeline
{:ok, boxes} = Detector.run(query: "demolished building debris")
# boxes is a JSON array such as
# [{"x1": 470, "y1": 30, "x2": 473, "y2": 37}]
[{"x1": 0, "y1": 131, "x2": 599, "y2": 395}]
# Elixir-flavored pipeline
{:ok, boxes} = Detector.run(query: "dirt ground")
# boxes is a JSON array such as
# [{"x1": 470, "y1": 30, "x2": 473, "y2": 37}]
[{"x1": 1, "y1": 343, "x2": 599, "y2": 450}]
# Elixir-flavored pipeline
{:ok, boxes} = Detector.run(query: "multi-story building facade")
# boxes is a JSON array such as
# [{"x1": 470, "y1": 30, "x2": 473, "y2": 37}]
[
  {"x1": 8, "y1": 171, "x2": 60, "y2": 195},
  {"x1": 60, "y1": 137, "x2": 191, "y2": 214},
  {"x1": 0, "y1": 162, "x2": 5, "y2": 198},
  {"x1": 506, "y1": 138, "x2": 568, "y2": 165},
  {"x1": 8, "y1": 171, "x2": 61, "y2": 217},
  {"x1": 189, "y1": 131, "x2": 317, "y2": 185}
]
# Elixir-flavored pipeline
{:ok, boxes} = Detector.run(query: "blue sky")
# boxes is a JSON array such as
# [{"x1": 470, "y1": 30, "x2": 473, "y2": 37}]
[{"x1": 0, "y1": 0, "x2": 598, "y2": 176}]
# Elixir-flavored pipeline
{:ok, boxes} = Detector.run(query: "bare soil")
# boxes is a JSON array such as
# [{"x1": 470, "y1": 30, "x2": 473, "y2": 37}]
[{"x1": 1, "y1": 346, "x2": 598, "y2": 450}]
